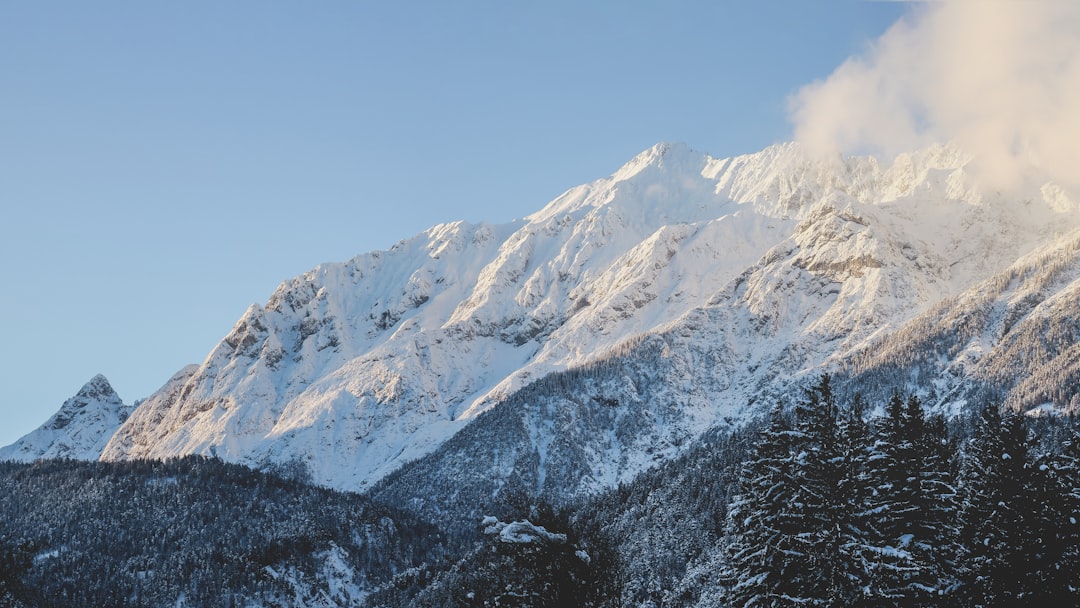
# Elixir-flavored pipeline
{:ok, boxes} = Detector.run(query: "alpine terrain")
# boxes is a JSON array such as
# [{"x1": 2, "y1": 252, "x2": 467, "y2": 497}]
[
  {"x1": 8, "y1": 141, "x2": 1080, "y2": 606},
  {"x1": 7, "y1": 141, "x2": 1080, "y2": 498}
]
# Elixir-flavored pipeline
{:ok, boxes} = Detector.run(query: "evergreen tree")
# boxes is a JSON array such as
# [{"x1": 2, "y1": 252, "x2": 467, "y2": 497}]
[
  {"x1": 860, "y1": 393, "x2": 923, "y2": 605},
  {"x1": 722, "y1": 401, "x2": 800, "y2": 607},
  {"x1": 1026, "y1": 420, "x2": 1080, "y2": 605},
  {"x1": 829, "y1": 392, "x2": 959, "y2": 607},
  {"x1": 723, "y1": 375, "x2": 855, "y2": 607},
  {"x1": 1056, "y1": 422, "x2": 1080, "y2": 601},
  {"x1": 912, "y1": 412, "x2": 960, "y2": 604},
  {"x1": 784, "y1": 374, "x2": 850, "y2": 605},
  {"x1": 958, "y1": 403, "x2": 1038, "y2": 607},
  {"x1": 834, "y1": 393, "x2": 876, "y2": 607},
  {"x1": 836, "y1": 394, "x2": 871, "y2": 515}
]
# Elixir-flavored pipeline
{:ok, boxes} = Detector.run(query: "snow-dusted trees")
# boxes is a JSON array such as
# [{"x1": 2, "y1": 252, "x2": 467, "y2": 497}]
[
  {"x1": 785, "y1": 374, "x2": 853, "y2": 604},
  {"x1": 722, "y1": 379, "x2": 968, "y2": 608},
  {"x1": 722, "y1": 402, "x2": 799, "y2": 607},
  {"x1": 860, "y1": 393, "x2": 925, "y2": 604},
  {"x1": 957, "y1": 402, "x2": 1035, "y2": 606},
  {"x1": 1037, "y1": 422, "x2": 1080, "y2": 605},
  {"x1": 713, "y1": 388, "x2": 1080, "y2": 608},
  {"x1": 0, "y1": 457, "x2": 444, "y2": 608},
  {"x1": 723, "y1": 375, "x2": 859, "y2": 607},
  {"x1": 8, "y1": 379, "x2": 1080, "y2": 607},
  {"x1": 854, "y1": 394, "x2": 960, "y2": 606},
  {"x1": 956, "y1": 403, "x2": 1080, "y2": 607},
  {"x1": 914, "y1": 411, "x2": 960, "y2": 601}
]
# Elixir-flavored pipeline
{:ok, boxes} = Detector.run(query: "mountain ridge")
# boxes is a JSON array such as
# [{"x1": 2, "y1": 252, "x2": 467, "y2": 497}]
[{"x1": 6, "y1": 141, "x2": 1080, "y2": 499}]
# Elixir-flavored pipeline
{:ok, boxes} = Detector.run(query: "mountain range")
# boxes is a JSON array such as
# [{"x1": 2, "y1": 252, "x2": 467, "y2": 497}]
[{"x1": 5, "y1": 140, "x2": 1080, "y2": 504}]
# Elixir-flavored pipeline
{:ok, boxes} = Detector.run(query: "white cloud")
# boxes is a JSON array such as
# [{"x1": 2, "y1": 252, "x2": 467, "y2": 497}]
[{"x1": 790, "y1": 0, "x2": 1080, "y2": 193}]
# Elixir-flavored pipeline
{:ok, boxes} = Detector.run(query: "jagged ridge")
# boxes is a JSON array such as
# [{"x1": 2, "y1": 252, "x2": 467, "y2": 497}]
[{"x1": 5, "y1": 141, "x2": 1080, "y2": 501}]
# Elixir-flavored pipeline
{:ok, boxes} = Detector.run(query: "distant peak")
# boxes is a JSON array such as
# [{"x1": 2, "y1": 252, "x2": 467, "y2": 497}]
[
  {"x1": 78, "y1": 374, "x2": 119, "y2": 401},
  {"x1": 38, "y1": 374, "x2": 126, "y2": 432}
]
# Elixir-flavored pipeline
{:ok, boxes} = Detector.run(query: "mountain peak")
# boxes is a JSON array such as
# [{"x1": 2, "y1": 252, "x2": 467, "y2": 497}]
[
  {"x1": 54, "y1": 374, "x2": 124, "y2": 429},
  {"x1": 0, "y1": 374, "x2": 129, "y2": 462},
  {"x1": 610, "y1": 141, "x2": 704, "y2": 182},
  {"x1": 77, "y1": 374, "x2": 119, "y2": 402},
  {"x1": 525, "y1": 142, "x2": 715, "y2": 225}
]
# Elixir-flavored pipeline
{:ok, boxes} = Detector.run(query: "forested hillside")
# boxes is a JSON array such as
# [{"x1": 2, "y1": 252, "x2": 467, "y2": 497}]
[
  {"x1": 0, "y1": 457, "x2": 444, "y2": 607},
  {"x1": 3, "y1": 377, "x2": 1079, "y2": 607},
  {"x1": 365, "y1": 376, "x2": 1080, "y2": 607}
]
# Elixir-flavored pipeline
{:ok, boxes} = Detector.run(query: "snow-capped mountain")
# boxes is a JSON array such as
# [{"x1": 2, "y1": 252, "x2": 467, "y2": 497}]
[
  {"x1": 0, "y1": 374, "x2": 132, "y2": 462},
  {"x1": 8, "y1": 141, "x2": 1080, "y2": 496}
]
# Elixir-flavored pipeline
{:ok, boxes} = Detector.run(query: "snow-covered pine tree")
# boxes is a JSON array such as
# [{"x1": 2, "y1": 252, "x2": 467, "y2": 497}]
[
  {"x1": 1055, "y1": 422, "x2": 1080, "y2": 601},
  {"x1": 957, "y1": 403, "x2": 1038, "y2": 607},
  {"x1": 860, "y1": 393, "x2": 924, "y2": 605},
  {"x1": 912, "y1": 412, "x2": 960, "y2": 603},
  {"x1": 836, "y1": 394, "x2": 870, "y2": 509},
  {"x1": 834, "y1": 393, "x2": 877, "y2": 608},
  {"x1": 785, "y1": 374, "x2": 852, "y2": 605},
  {"x1": 720, "y1": 375, "x2": 859, "y2": 608},
  {"x1": 1026, "y1": 419, "x2": 1080, "y2": 605},
  {"x1": 721, "y1": 401, "x2": 800, "y2": 607}
]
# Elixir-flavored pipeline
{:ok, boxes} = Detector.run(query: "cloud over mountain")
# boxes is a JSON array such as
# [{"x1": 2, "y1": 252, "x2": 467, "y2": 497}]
[{"x1": 790, "y1": 0, "x2": 1080, "y2": 194}]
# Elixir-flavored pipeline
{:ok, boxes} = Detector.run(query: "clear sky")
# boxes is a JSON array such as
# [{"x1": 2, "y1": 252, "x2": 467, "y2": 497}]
[{"x1": 0, "y1": 1, "x2": 907, "y2": 446}]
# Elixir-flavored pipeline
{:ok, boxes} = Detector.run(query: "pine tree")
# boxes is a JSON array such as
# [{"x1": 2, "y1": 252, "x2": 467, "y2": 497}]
[
  {"x1": 722, "y1": 374, "x2": 853, "y2": 606},
  {"x1": 1027, "y1": 420, "x2": 1080, "y2": 605},
  {"x1": 859, "y1": 393, "x2": 922, "y2": 606},
  {"x1": 834, "y1": 393, "x2": 876, "y2": 607},
  {"x1": 783, "y1": 374, "x2": 851, "y2": 606},
  {"x1": 958, "y1": 403, "x2": 1037, "y2": 607},
  {"x1": 1058, "y1": 422, "x2": 1080, "y2": 600},
  {"x1": 722, "y1": 401, "x2": 800, "y2": 607},
  {"x1": 912, "y1": 412, "x2": 960, "y2": 604},
  {"x1": 836, "y1": 394, "x2": 871, "y2": 515}
]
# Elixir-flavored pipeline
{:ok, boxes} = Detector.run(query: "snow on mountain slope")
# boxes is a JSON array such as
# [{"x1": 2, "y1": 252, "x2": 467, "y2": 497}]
[
  {"x1": 366, "y1": 148, "x2": 1080, "y2": 523},
  {"x1": 0, "y1": 374, "x2": 132, "y2": 462},
  {"x1": 840, "y1": 226, "x2": 1080, "y2": 413},
  {"x1": 6, "y1": 140, "x2": 1075, "y2": 493},
  {"x1": 99, "y1": 142, "x2": 805, "y2": 488}
]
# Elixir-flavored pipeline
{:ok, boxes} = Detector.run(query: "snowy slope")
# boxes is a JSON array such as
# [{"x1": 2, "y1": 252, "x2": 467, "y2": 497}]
[
  {"x1": 0, "y1": 374, "x2": 132, "y2": 462},
  {"x1": 8, "y1": 141, "x2": 1080, "y2": 494},
  {"x1": 841, "y1": 225, "x2": 1080, "y2": 413},
  {"x1": 99, "y1": 142, "x2": 808, "y2": 489},
  {"x1": 369, "y1": 147, "x2": 1080, "y2": 517}
]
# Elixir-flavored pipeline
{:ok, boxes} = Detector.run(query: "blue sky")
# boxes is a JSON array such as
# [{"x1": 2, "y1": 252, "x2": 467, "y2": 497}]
[{"x1": 0, "y1": 1, "x2": 907, "y2": 446}]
